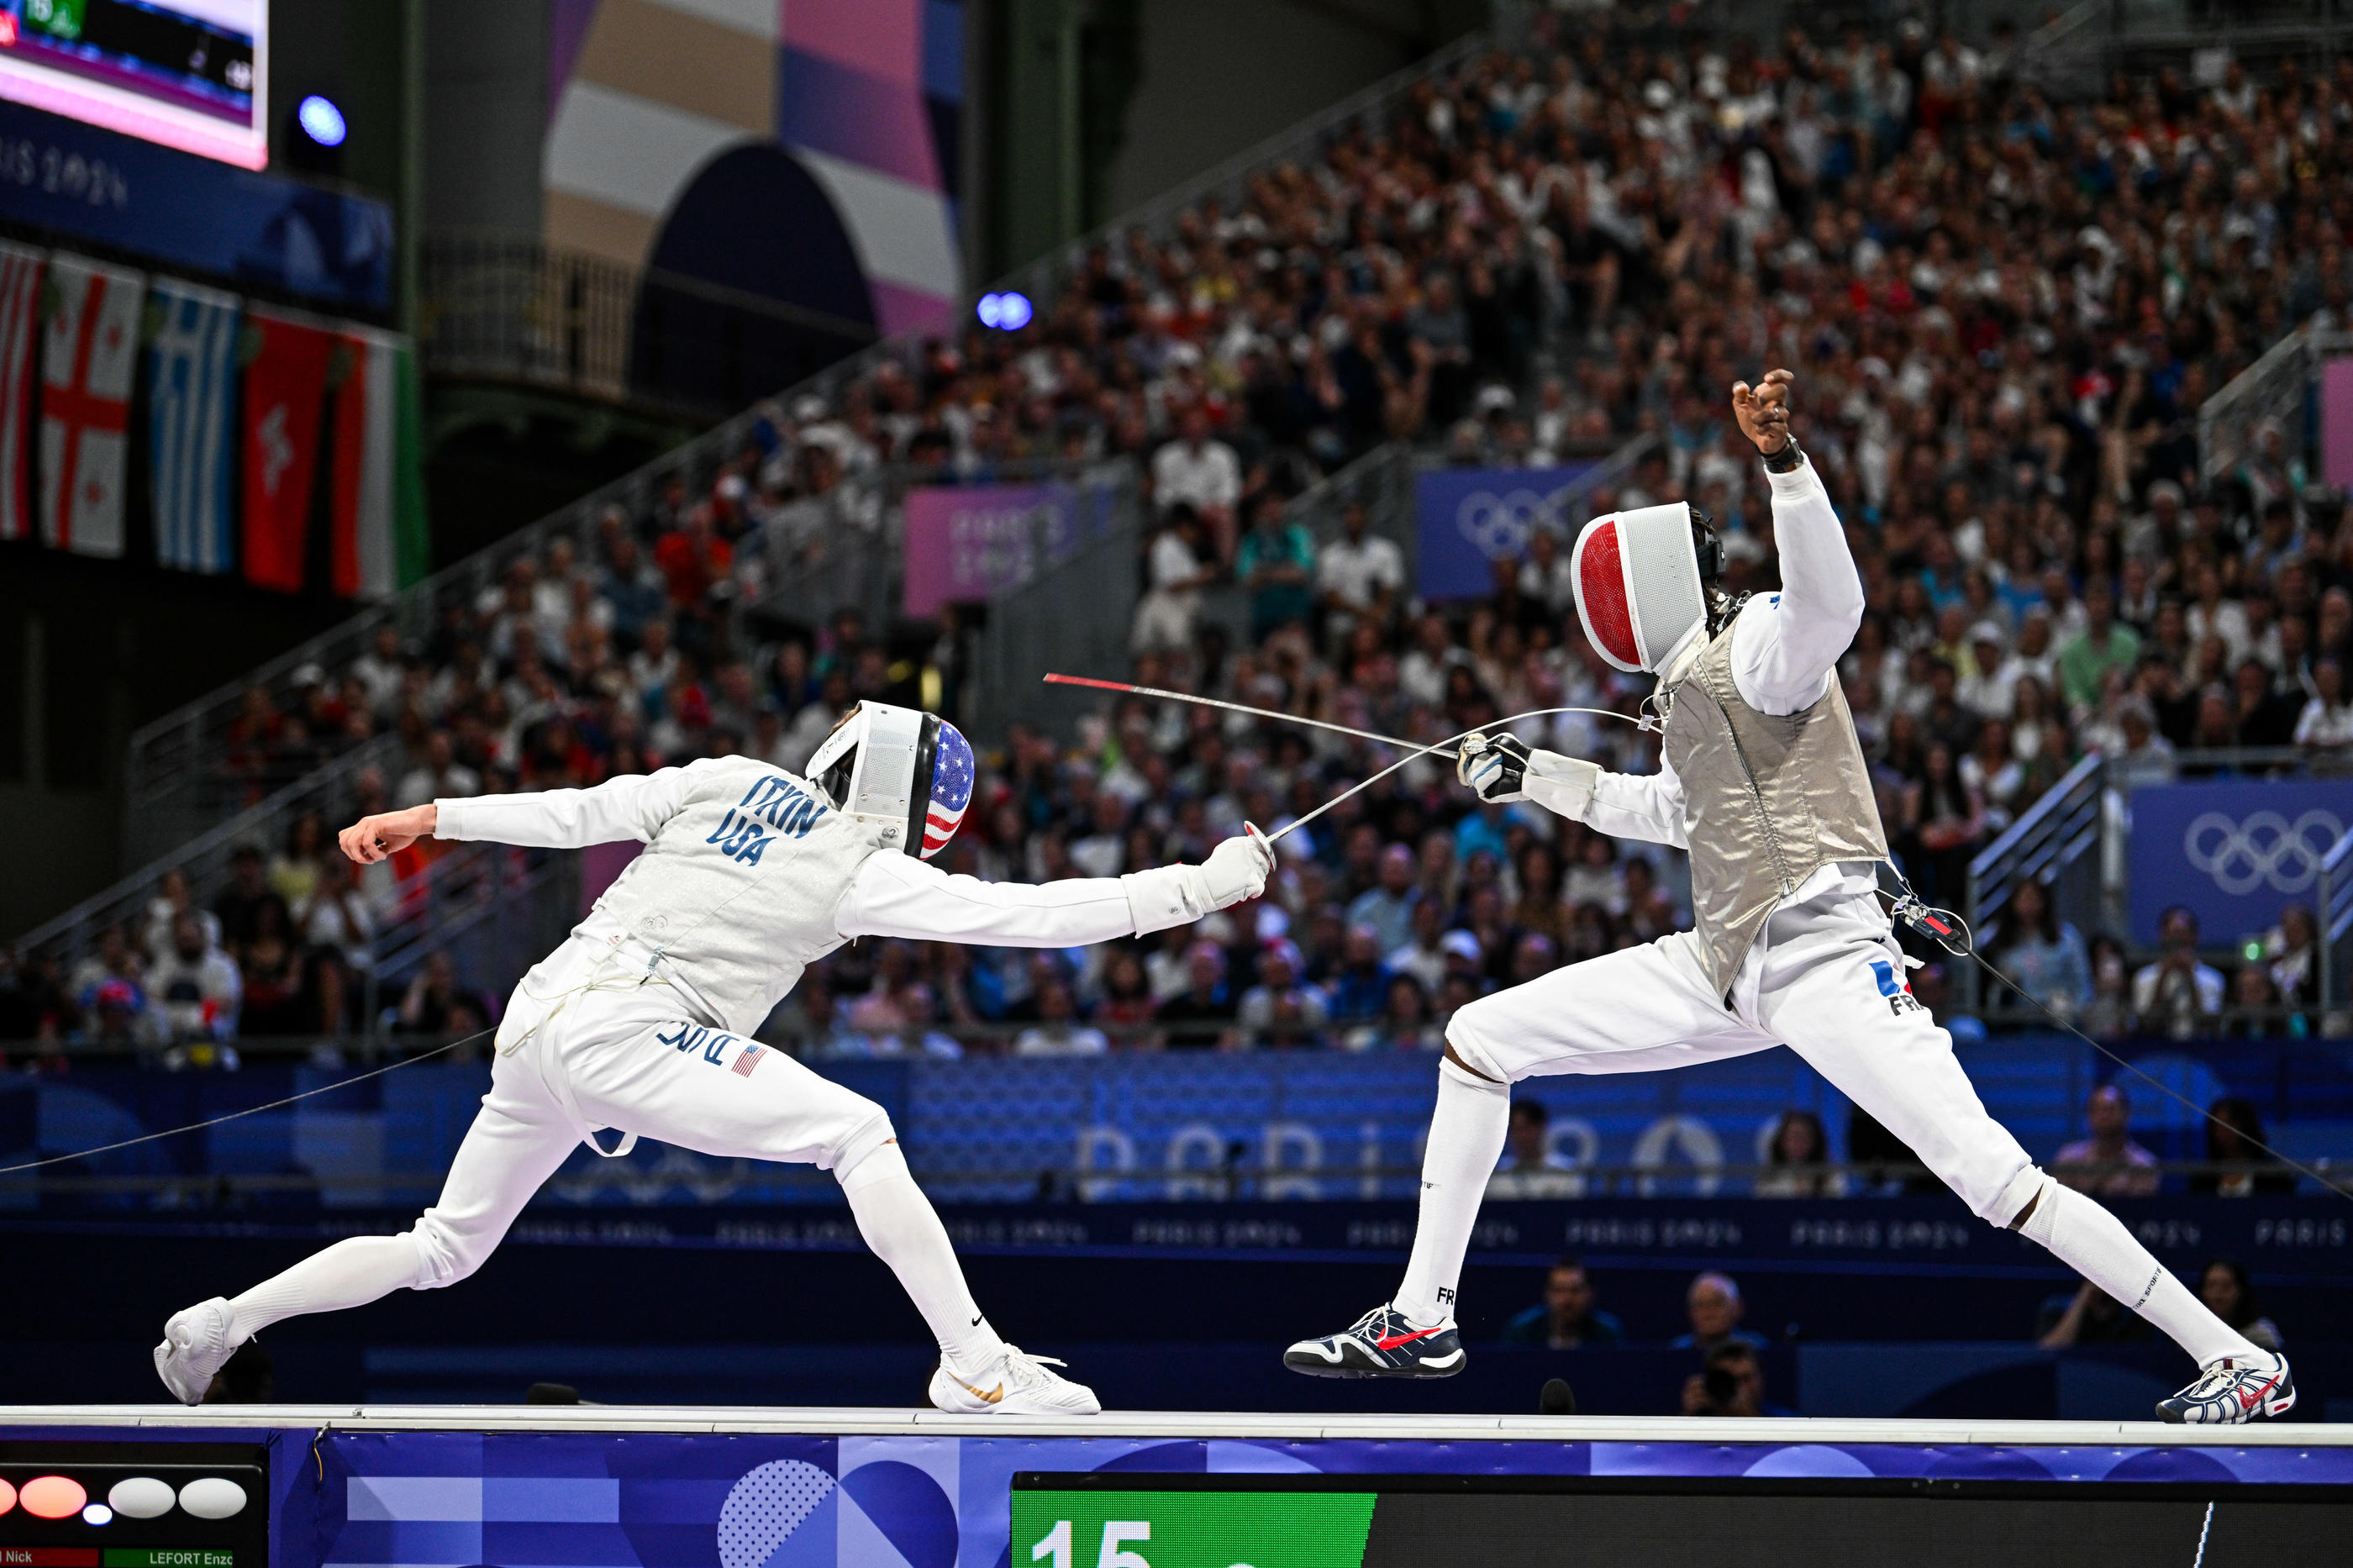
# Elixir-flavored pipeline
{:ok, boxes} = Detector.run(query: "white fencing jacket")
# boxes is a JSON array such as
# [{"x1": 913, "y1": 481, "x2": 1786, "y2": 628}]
[{"x1": 437, "y1": 755, "x2": 1213, "y2": 1036}]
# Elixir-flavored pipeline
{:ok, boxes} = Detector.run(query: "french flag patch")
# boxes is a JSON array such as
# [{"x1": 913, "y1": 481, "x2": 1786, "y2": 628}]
[{"x1": 731, "y1": 1044, "x2": 768, "y2": 1078}]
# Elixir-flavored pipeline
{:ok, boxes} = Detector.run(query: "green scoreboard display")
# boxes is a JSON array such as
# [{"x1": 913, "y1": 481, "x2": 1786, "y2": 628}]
[{"x1": 1011, "y1": 1472, "x2": 2353, "y2": 1568}]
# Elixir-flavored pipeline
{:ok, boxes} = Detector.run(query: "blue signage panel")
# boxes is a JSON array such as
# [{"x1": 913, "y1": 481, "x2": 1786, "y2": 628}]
[
  {"x1": 2127, "y1": 778, "x2": 2349, "y2": 946},
  {"x1": 1414, "y1": 462, "x2": 1598, "y2": 600},
  {"x1": 0, "y1": 99, "x2": 391, "y2": 313}
]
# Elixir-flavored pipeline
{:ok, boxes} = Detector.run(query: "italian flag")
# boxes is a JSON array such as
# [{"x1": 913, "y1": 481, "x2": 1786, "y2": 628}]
[{"x1": 330, "y1": 325, "x2": 429, "y2": 598}]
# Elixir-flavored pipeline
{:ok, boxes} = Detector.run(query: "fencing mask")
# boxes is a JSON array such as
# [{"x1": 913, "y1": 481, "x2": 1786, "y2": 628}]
[
  {"x1": 1569, "y1": 502, "x2": 1724, "y2": 674},
  {"x1": 803, "y1": 700, "x2": 976, "y2": 858}
]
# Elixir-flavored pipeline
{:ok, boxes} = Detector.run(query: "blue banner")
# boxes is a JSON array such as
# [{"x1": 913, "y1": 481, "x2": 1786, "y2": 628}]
[
  {"x1": 0, "y1": 100, "x2": 392, "y2": 313},
  {"x1": 1414, "y1": 462, "x2": 1598, "y2": 600},
  {"x1": 2127, "y1": 778, "x2": 2349, "y2": 945}
]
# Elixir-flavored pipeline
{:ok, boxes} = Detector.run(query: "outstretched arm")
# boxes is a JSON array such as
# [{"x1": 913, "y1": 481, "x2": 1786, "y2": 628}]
[
  {"x1": 1726, "y1": 370, "x2": 1866, "y2": 716},
  {"x1": 339, "y1": 766, "x2": 700, "y2": 863},
  {"x1": 836, "y1": 830, "x2": 1274, "y2": 946},
  {"x1": 1459, "y1": 734, "x2": 1689, "y2": 848}
]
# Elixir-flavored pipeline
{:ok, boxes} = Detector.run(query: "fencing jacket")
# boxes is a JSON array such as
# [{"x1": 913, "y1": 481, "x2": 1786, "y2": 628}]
[
  {"x1": 1525, "y1": 456, "x2": 1889, "y2": 1001},
  {"x1": 436, "y1": 755, "x2": 1184, "y2": 1038}
]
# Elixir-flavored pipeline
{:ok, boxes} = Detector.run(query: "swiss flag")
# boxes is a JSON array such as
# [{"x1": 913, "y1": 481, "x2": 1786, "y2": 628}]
[
  {"x1": 38, "y1": 254, "x2": 144, "y2": 559},
  {"x1": 240, "y1": 308, "x2": 337, "y2": 593}
]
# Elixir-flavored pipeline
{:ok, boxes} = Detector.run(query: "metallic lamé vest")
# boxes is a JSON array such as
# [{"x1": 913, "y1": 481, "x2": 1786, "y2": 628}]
[{"x1": 1661, "y1": 616, "x2": 1889, "y2": 997}]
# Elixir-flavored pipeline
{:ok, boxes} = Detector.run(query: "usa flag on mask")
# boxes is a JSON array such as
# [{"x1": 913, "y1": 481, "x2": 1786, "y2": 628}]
[{"x1": 922, "y1": 721, "x2": 976, "y2": 859}]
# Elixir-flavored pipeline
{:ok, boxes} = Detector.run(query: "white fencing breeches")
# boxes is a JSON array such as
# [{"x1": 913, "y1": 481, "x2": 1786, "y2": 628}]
[
  {"x1": 396, "y1": 971, "x2": 895, "y2": 1290},
  {"x1": 1444, "y1": 887, "x2": 2035, "y2": 1221}
]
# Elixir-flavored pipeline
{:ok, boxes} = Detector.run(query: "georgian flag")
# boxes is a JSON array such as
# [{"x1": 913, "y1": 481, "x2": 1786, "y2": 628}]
[
  {"x1": 920, "y1": 720, "x2": 975, "y2": 859},
  {"x1": 38, "y1": 253, "x2": 145, "y2": 559}
]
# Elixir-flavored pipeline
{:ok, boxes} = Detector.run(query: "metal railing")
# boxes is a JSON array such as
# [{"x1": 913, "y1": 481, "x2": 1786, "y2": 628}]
[
  {"x1": 1963, "y1": 751, "x2": 2108, "y2": 1016},
  {"x1": 2198, "y1": 317, "x2": 2352, "y2": 494},
  {"x1": 13, "y1": 732, "x2": 405, "y2": 974},
  {"x1": 420, "y1": 234, "x2": 880, "y2": 420},
  {"x1": 2320, "y1": 826, "x2": 2353, "y2": 1013}
]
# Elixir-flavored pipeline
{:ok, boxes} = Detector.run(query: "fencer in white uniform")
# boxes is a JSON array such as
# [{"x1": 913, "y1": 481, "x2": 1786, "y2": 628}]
[
  {"x1": 1283, "y1": 371, "x2": 2294, "y2": 1425},
  {"x1": 155, "y1": 701, "x2": 1273, "y2": 1414}
]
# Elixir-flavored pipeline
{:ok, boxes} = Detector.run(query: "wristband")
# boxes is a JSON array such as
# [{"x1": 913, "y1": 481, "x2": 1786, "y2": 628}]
[{"x1": 1762, "y1": 435, "x2": 1804, "y2": 474}]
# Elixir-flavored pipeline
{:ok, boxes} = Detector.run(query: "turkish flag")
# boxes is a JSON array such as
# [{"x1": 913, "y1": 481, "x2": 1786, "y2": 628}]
[{"x1": 240, "y1": 308, "x2": 336, "y2": 593}]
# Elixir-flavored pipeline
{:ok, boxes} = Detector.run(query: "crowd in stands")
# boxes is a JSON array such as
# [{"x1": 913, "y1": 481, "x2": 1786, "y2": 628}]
[{"x1": 9, "y1": 14, "x2": 2353, "y2": 1063}]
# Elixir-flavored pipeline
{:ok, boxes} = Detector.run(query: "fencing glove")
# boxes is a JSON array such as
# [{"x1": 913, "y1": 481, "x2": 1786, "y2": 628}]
[
  {"x1": 1123, "y1": 824, "x2": 1276, "y2": 934},
  {"x1": 1461, "y1": 734, "x2": 1603, "y2": 818}
]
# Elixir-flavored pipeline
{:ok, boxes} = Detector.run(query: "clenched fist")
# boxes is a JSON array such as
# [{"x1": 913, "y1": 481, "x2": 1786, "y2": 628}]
[{"x1": 1731, "y1": 368, "x2": 1794, "y2": 455}]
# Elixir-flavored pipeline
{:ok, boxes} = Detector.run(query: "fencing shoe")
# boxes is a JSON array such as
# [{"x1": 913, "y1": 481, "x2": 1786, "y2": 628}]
[
  {"x1": 1285, "y1": 1302, "x2": 1466, "y2": 1378},
  {"x1": 2157, "y1": 1349, "x2": 2295, "y2": 1423},
  {"x1": 154, "y1": 1297, "x2": 239, "y2": 1406},
  {"x1": 929, "y1": 1344, "x2": 1101, "y2": 1416}
]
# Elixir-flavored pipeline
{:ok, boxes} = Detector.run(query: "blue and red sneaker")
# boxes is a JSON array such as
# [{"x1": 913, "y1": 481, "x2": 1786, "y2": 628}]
[
  {"x1": 2157, "y1": 1350, "x2": 2296, "y2": 1423},
  {"x1": 1284, "y1": 1302, "x2": 1465, "y2": 1379}
]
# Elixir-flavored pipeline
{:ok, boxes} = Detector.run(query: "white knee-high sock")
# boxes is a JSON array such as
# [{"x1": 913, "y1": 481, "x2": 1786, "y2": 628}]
[
  {"x1": 2020, "y1": 1181, "x2": 2256, "y2": 1365},
  {"x1": 842, "y1": 1143, "x2": 1003, "y2": 1376},
  {"x1": 225, "y1": 1235, "x2": 423, "y2": 1344},
  {"x1": 1393, "y1": 1058, "x2": 1510, "y2": 1326}
]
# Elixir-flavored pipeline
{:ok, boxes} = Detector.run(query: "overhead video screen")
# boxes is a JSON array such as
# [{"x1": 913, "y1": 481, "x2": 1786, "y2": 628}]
[{"x1": 0, "y1": 0, "x2": 265, "y2": 170}]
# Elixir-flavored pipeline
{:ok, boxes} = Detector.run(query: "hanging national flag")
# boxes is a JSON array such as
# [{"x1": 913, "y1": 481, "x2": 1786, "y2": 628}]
[
  {"x1": 240, "y1": 307, "x2": 336, "y2": 593},
  {"x1": 329, "y1": 325, "x2": 427, "y2": 599},
  {"x1": 0, "y1": 241, "x2": 41, "y2": 544},
  {"x1": 147, "y1": 278, "x2": 242, "y2": 576},
  {"x1": 39, "y1": 253, "x2": 145, "y2": 558}
]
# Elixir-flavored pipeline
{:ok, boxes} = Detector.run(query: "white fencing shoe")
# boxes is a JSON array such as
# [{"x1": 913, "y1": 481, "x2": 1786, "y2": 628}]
[
  {"x1": 2157, "y1": 1349, "x2": 2295, "y2": 1424},
  {"x1": 154, "y1": 1297, "x2": 238, "y2": 1406},
  {"x1": 928, "y1": 1344, "x2": 1101, "y2": 1416}
]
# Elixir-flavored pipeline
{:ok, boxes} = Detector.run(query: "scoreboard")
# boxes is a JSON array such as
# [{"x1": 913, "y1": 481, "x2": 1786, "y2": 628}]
[{"x1": 0, "y1": 1445, "x2": 265, "y2": 1568}]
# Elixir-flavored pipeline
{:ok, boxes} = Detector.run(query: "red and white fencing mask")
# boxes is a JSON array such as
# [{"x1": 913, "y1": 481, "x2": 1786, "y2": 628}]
[{"x1": 1569, "y1": 502, "x2": 1712, "y2": 674}]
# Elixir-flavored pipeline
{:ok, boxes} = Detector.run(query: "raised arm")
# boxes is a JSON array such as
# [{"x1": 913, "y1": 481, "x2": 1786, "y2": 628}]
[
  {"x1": 837, "y1": 831, "x2": 1274, "y2": 946},
  {"x1": 1724, "y1": 370, "x2": 1866, "y2": 716},
  {"x1": 337, "y1": 765, "x2": 700, "y2": 864}
]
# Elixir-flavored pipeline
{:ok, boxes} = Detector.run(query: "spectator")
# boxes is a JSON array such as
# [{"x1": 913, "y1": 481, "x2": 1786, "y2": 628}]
[
  {"x1": 1502, "y1": 1255, "x2": 1625, "y2": 1349},
  {"x1": 2059, "y1": 580, "x2": 2142, "y2": 714},
  {"x1": 2130, "y1": 907, "x2": 2225, "y2": 1039},
  {"x1": 1374, "y1": 972, "x2": 1442, "y2": 1050},
  {"x1": 1317, "y1": 502, "x2": 1405, "y2": 645},
  {"x1": 1238, "y1": 939, "x2": 1327, "y2": 1048},
  {"x1": 141, "y1": 868, "x2": 220, "y2": 971},
  {"x1": 2294, "y1": 656, "x2": 2353, "y2": 767},
  {"x1": 1013, "y1": 980, "x2": 1110, "y2": 1056},
  {"x1": 2038, "y1": 1279, "x2": 2156, "y2": 1347},
  {"x1": 1132, "y1": 506, "x2": 1215, "y2": 655},
  {"x1": 1150, "y1": 404, "x2": 1241, "y2": 564},
  {"x1": 1324, "y1": 923, "x2": 1393, "y2": 1026},
  {"x1": 145, "y1": 912, "x2": 242, "y2": 1044},
  {"x1": 2189, "y1": 1096, "x2": 2297, "y2": 1197},
  {"x1": 2052, "y1": 1085, "x2": 2161, "y2": 1198},
  {"x1": 1680, "y1": 1340, "x2": 1791, "y2": 1418},
  {"x1": 1157, "y1": 940, "x2": 1237, "y2": 1050},
  {"x1": 1987, "y1": 877, "x2": 2092, "y2": 1023},
  {"x1": 2197, "y1": 1259, "x2": 2284, "y2": 1352},
  {"x1": 1754, "y1": 1109, "x2": 1846, "y2": 1198},
  {"x1": 395, "y1": 731, "x2": 482, "y2": 811},
  {"x1": 1346, "y1": 843, "x2": 1421, "y2": 955},
  {"x1": 1488, "y1": 1099, "x2": 1581, "y2": 1198},
  {"x1": 1236, "y1": 495, "x2": 1317, "y2": 642},
  {"x1": 1672, "y1": 1271, "x2": 1766, "y2": 1355},
  {"x1": 267, "y1": 813, "x2": 329, "y2": 908}
]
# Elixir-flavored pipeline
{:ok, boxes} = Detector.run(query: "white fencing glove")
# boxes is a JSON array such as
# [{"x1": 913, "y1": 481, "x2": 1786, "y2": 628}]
[
  {"x1": 1203, "y1": 823, "x2": 1276, "y2": 907},
  {"x1": 1457, "y1": 732, "x2": 1535, "y2": 802},
  {"x1": 1123, "y1": 824, "x2": 1276, "y2": 934},
  {"x1": 1459, "y1": 734, "x2": 1602, "y2": 818}
]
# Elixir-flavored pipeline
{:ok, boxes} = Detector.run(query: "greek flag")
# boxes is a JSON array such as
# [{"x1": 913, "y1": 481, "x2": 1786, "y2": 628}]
[{"x1": 147, "y1": 278, "x2": 241, "y2": 575}]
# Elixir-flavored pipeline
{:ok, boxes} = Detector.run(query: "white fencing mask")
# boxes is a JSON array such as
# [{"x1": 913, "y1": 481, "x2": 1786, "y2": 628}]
[
  {"x1": 803, "y1": 700, "x2": 976, "y2": 858},
  {"x1": 1569, "y1": 502, "x2": 1713, "y2": 674}
]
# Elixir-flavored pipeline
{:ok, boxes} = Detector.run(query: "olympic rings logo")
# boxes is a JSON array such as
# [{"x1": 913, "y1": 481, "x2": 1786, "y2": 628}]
[
  {"x1": 2182, "y1": 809, "x2": 2345, "y2": 896},
  {"x1": 1454, "y1": 484, "x2": 1582, "y2": 560}
]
